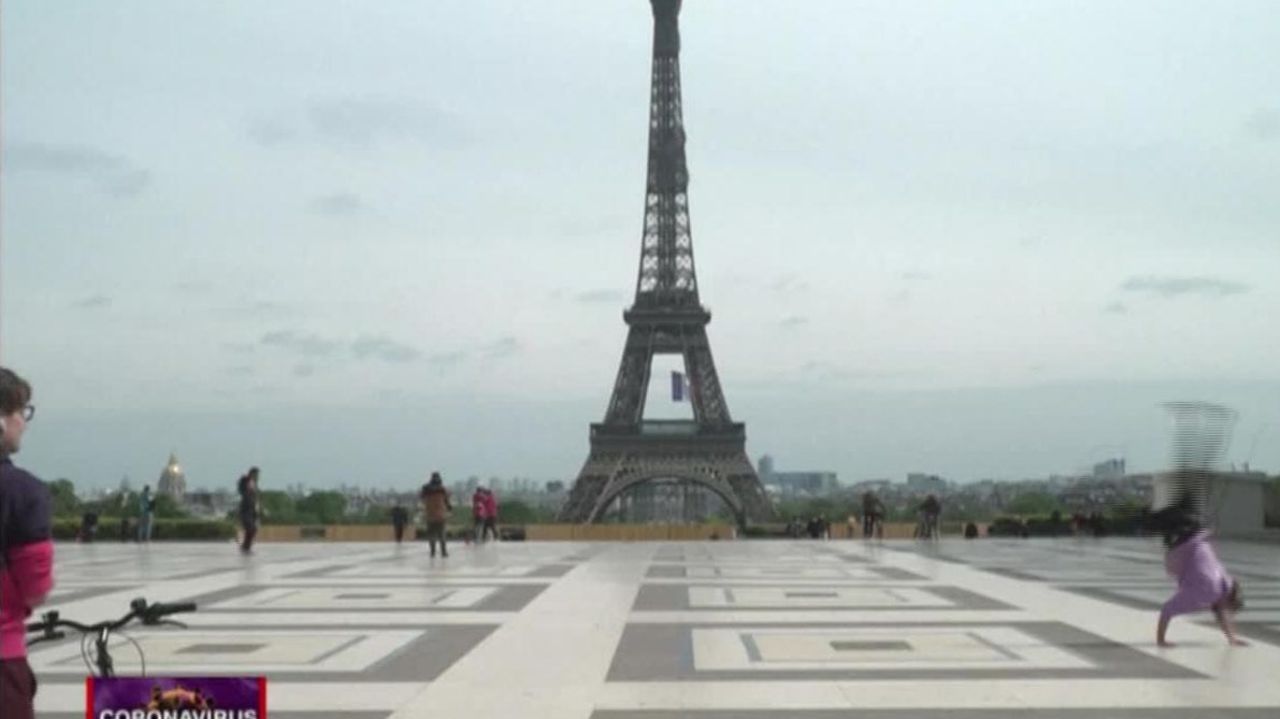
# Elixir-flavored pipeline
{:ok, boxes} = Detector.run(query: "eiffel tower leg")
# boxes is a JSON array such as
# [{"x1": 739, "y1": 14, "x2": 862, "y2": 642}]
[
  {"x1": 604, "y1": 328, "x2": 653, "y2": 426},
  {"x1": 557, "y1": 450, "x2": 619, "y2": 523},
  {"x1": 682, "y1": 330, "x2": 731, "y2": 427}
]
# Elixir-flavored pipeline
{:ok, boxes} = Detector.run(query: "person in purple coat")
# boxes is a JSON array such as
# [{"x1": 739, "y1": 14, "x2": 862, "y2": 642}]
[{"x1": 1157, "y1": 526, "x2": 1246, "y2": 647}]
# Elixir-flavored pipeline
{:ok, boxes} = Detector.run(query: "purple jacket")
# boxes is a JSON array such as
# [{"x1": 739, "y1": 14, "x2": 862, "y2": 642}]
[
  {"x1": 1, "y1": 454, "x2": 55, "y2": 658},
  {"x1": 1164, "y1": 530, "x2": 1229, "y2": 609}
]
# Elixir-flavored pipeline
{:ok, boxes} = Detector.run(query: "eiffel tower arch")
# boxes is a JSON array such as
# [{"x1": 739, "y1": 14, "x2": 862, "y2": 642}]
[{"x1": 558, "y1": 0, "x2": 775, "y2": 527}]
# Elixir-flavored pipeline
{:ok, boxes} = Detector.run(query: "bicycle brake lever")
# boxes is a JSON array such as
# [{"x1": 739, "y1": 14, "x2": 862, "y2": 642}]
[{"x1": 157, "y1": 620, "x2": 188, "y2": 629}]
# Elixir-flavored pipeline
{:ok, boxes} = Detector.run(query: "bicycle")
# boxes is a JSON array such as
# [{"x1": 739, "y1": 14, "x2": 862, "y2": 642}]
[
  {"x1": 914, "y1": 512, "x2": 940, "y2": 541},
  {"x1": 26, "y1": 597, "x2": 197, "y2": 677}
]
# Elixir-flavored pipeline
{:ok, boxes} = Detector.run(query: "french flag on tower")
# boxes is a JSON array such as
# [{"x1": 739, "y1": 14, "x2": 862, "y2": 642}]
[{"x1": 671, "y1": 371, "x2": 691, "y2": 402}]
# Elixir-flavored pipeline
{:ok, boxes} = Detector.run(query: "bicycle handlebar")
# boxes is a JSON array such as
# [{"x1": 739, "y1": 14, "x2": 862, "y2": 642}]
[
  {"x1": 25, "y1": 598, "x2": 197, "y2": 641},
  {"x1": 143, "y1": 602, "x2": 197, "y2": 623}
]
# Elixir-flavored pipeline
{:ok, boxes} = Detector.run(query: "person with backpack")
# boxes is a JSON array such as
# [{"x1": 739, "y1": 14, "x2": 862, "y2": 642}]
[
  {"x1": 420, "y1": 472, "x2": 452, "y2": 558},
  {"x1": 0, "y1": 367, "x2": 54, "y2": 719}
]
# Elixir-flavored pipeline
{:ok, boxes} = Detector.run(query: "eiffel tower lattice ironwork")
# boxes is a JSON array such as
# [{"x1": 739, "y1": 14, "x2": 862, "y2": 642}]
[{"x1": 557, "y1": 0, "x2": 774, "y2": 526}]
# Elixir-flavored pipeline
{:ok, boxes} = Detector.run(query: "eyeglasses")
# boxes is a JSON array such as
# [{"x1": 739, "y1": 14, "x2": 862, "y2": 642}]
[{"x1": 21, "y1": 405, "x2": 35, "y2": 421}]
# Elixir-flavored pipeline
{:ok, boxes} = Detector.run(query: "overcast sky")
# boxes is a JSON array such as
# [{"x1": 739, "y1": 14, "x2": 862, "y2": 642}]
[{"x1": 2, "y1": 1, "x2": 1278, "y2": 491}]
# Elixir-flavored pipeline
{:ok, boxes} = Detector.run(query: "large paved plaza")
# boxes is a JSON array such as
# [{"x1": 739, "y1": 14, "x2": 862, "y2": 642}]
[{"x1": 32, "y1": 536, "x2": 1280, "y2": 718}]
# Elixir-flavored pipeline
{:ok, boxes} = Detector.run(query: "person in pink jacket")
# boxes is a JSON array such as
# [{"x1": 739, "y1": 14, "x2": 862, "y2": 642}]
[
  {"x1": 0, "y1": 368, "x2": 54, "y2": 719},
  {"x1": 1157, "y1": 524, "x2": 1246, "y2": 647},
  {"x1": 481, "y1": 489, "x2": 499, "y2": 542}
]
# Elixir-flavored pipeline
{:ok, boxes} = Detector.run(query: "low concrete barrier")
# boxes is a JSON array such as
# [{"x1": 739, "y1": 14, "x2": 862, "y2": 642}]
[
  {"x1": 524, "y1": 524, "x2": 736, "y2": 541},
  {"x1": 249, "y1": 522, "x2": 990, "y2": 542}
]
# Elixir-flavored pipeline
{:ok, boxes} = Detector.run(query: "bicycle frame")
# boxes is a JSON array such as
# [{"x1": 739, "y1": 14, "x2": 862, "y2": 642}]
[{"x1": 94, "y1": 627, "x2": 116, "y2": 677}]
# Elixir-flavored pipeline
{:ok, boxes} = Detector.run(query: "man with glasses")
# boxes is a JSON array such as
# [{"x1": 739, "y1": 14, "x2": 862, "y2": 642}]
[{"x1": 0, "y1": 367, "x2": 53, "y2": 719}]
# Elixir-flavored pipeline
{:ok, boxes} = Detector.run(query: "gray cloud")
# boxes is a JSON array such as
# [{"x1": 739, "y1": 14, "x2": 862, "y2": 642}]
[
  {"x1": 769, "y1": 276, "x2": 809, "y2": 294},
  {"x1": 557, "y1": 215, "x2": 627, "y2": 238},
  {"x1": 351, "y1": 335, "x2": 423, "y2": 363},
  {"x1": 5, "y1": 142, "x2": 151, "y2": 197},
  {"x1": 101, "y1": 169, "x2": 151, "y2": 197},
  {"x1": 1103, "y1": 301, "x2": 1129, "y2": 315},
  {"x1": 260, "y1": 331, "x2": 344, "y2": 357},
  {"x1": 427, "y1": 351, "x2": 468, "y2": 368},
  {"x1": 173, "y1": 281, "x2": 214, "y2": 294},
  {"x1": 1120, "y1": 276, "x2": 1250, "y2": 298},
  {"x1": 259, "y1": 331, "x2": 424, "y2": 364},
  {"x1": 292, "y1": 363, "x2": 316, "y2": 378},
  {"x1": 225, "y1": 365, "x2": 255, "y2": 377},
  {"x1": 246, "y1": 118, "x2": 296, "y2": 146},
  {"x1": 481, "y1": 336, "x2": 521, "y2": 359},
  {"x1": 778, "y1": 315, "x2": 808, "y2": 329},
  {"x1": 574, "y1": 289, "x2": 626, "y2": 304},
  {"x1": 1244, "y1": 108, "x2": 1280, "y2": 141},
  {"x1": 218, "y1": 300, "x2": 303, "y2": 319},
  {"x1": 797, "y1": 362, "x2": 923, "y2": 383},
  {"x1": 901, "y1": 271, "x2": 932, "y2": 281},
  {"x1": 71, "y1": 294, "x2": 112, "y2": 310},
  {"x1": 222, "y1": 342, "x2": 257, "y2": 354},
  {"x1": 308, "y1": 98, "x2": 466, "y2": 146},
  {"x1": 308, "y1": 193, "x2": 368, "y2": 217}
]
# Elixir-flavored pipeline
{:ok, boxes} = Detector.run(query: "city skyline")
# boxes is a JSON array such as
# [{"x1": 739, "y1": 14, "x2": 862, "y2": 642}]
[{"x1": 2, "y1": 1, "x2": 1278, "y2": 489}]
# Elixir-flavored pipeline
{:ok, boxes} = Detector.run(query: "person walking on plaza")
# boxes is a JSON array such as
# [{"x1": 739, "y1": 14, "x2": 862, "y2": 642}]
[
  {"x1": 420, "y1": 472, "x2": 452, "y2": 558},
  {"x1": 0, "y1": 368, "x2": 55, "y2": 719},
  {"x1": 917, "y1": 494, "x2": 941, "y2": 540},
  {"x1": 861, "y1": 491, "x2": 885, "y2": 540},
  {"x1": 471, "y1": 487, "x2": 487, "y2": 543},
  {"x1": 482, "y1": 488, "x2": 499, "y2": 542},
  {"x1": 237, "y1": 467, "x2": 261, "y2": 554},
  {"x1": 390, "y1": 503, "x2": 410, "y2": 544},
  {"x1": 137, "y1": 485, "x2": 156, "y2": 542},
  {"x1": 77, "y1": 511, "x2": 99, "y2": 543},
  {"x1": 118, "y1": 491, "x2": 132, "y2": 542}
]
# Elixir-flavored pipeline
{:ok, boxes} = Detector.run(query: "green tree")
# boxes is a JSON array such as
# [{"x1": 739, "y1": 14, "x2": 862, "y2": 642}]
[
  {"x1": 498, "y1": 499, "x2": 540, "y2": 524},
  {"x1": 1005, "y1": 491, "x2": 1060, "y2": 516},
  {"x1": 48, "y1": 479, "x2": 81, "y2": 517},
  {"x1": 154, "y1": 494, "x2": 189, "y2": 519},
  {"x1": 296, "y1": 491, "x2": 347, "y2": 524},
  {"x1": 258, "y1": 490, "x2": 297, "y2": 524}
]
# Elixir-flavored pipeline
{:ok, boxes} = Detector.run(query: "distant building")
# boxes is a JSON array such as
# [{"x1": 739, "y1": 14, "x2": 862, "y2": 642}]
[
  {"x1": 767, "y1": 471, "x2": 838, "y2": 496},
  {"x1": 906, "y1": 473, "x2": 946, "y2": 494},
  {"x1": 757, "y1": 455, "x2": 834, "y2": 496},
  {"x1": 757, "y1": 455, "x2": 775, "y2": 482},
  {"x1": 183, "y1": 490, "x2": 234, "y2": 520},
  {"x1": 850, "y1": 480, "x2": 892, "y2": 498},
  {"x1": 158, "y1": 454, "x2": 187, "y2": 500},
  {"x1": 1093, "y1": 458, "x2": 1126, "y2": 480}
]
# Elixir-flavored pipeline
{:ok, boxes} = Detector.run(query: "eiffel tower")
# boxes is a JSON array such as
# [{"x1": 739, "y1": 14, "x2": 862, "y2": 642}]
[{"x1": 558, "y1": 0, "x2": 774, "y2": 526}]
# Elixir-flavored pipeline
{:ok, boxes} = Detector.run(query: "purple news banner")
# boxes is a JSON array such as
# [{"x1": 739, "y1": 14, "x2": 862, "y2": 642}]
[{"x1": 88, "y1": 676, "x2": 265, "y2": 719}]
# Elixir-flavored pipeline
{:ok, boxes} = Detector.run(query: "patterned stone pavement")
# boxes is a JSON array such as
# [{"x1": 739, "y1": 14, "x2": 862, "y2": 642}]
[{"x1": 30, "y1": 537, "x2": 1280, "y2": 717}]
